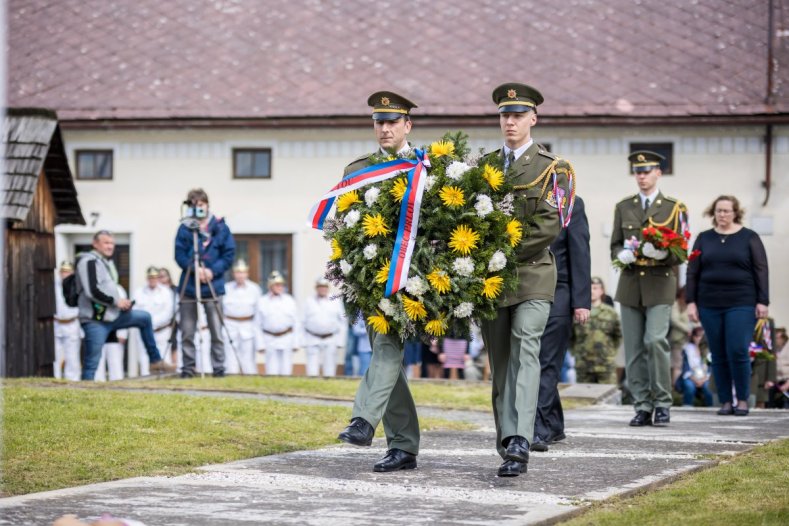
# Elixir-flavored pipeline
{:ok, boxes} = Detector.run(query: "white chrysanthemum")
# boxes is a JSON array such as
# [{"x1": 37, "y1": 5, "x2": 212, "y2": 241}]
[
  {"x1": 365, "y1": 187, "x2": 380, "y2": 207},
  {"x1": 405, "y1": 276, "x2": 429, "y2": 296},
  {"x1": 488, "y1": 250, "x2": 507, "y2": 272},
  {"x1": 343, "y1": 209, "x2": 361, "y2": 228},
  {"x1": 378, "y1": 298, "x2": 396, "y2": 316},
  {"x1": 475, "y1": 194, "x2": 494, "y2": 217},
  {"x1": 452, "y1": 257, "x2": 475, "y2": 277},
  {"x1": 340, "y1": 259, "x2": 352, "y2": 275},
  {"x1": 446, "y1": 161, "x2": 471, "y2": 180},
  {"x1": 363, "y1": 243, "x2": 378, "y2": 260},
  {"x1": 496, "y1": 193, "x2": 515, "y2": 216},
  {"x1": 453, "y1": 302, "x2": 474, "y2": 318},
  {"x1": 425, "y1": 175, "x2": 437, "y2": 191}
]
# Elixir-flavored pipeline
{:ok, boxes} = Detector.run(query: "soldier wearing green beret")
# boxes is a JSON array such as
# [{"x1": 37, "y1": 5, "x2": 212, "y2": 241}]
[
  {"x1": 480, "y1": 82, "x2": 575, "y2": 477},
  {"x1": 336, "y1": 91, "x2": 421, "y2": 473},
  {"x1": 611, "y1": 150, "x2": 689, "y2": 427},
  {"x1": 572, "y1": 277, "x2": 622, "y2": 384}
]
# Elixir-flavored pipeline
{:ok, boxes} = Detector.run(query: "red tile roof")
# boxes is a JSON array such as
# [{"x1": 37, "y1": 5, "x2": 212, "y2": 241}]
[{"x1": 8, "y1": 0, "x2": 788, "y2": 123}]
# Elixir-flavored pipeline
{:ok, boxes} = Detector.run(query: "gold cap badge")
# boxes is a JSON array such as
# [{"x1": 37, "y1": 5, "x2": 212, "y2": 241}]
[
  {"x1": 381, "y1": 97, "x2": 390, "y2": 106},
  {"x1": 637, "y1": 154, "x2": 646, "y2": 162},
  {"x1": 507, "y1": 89, "x2": 517, "y2": 98}
]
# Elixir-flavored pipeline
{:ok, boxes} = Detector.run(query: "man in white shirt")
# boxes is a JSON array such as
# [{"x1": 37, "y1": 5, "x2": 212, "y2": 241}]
[
  {"x1": 222, "y1": 259, "x2": 262, "y2": 374},
  {"x1": 132, "y1": 266, "x2": 175, "y2": 375},
  {"x1": 256, "y1": 270, "x2": 299, "y2": 375},
  {"x1": 54, "y1": 261, "x2": 82, "y2": 381},
  {"x1": 302, "y1": 277, "x2": 344, "y2": 377}
]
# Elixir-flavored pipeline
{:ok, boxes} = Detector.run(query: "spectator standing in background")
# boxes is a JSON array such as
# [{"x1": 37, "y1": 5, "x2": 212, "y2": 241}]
[
  {"x1": 257, "y1": 271, "x2": 299, "y2": 375},
  {"x1": 686, "y1": 195, "x2": 769, "y2": 416},
  {"x1": 133, "y1": 266, "x2": 175, "y2": 374},
  {"x1": 572, "y1": 277, "x2": 621, "y2": 384},
  {"x1": 158, "y1": 267, "x2": 180, "y2": 365},
  {"x1": 222, "y1": 259, "x2": 262, "y2": 375},
  {"x1": 54, "y1": 261, "x2": 81, "y2": 381},
  {"x1": 303, "y1": 277, "x2": 345, "y2": 377}
]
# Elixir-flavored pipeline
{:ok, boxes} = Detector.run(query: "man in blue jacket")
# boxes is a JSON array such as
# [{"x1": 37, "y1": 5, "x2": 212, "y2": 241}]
[{"x1": 175, "y1": 188, "x2": 235, "y2": 377}]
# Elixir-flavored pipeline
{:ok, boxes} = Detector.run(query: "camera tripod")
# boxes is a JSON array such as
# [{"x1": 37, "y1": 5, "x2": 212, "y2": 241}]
[{"x1": 170, "y1": 220, "x2": 243, "y2": 378}]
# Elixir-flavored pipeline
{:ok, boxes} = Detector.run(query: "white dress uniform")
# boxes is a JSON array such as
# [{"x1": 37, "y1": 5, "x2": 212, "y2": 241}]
[
  {"x1": 54, "y1": 277, "x2": 82, "y2": 381},
  {"x1": 302, "y1": 294, "x2": 344, "y2": 377},
  {"x1": 222, "y1": 280, "x2": 262, "y2": 374},
  {"x1": 95, "y1": 284, "x2": 127, "y2": 381},
  {"x1": 133, "y1": 283, "x2": 175, "y2": 374},
  {"x1": 257, "y1": 292, "x2": 300, "y2": 375}
]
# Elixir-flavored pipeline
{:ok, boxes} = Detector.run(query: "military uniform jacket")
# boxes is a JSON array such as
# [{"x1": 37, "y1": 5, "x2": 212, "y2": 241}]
[
  {"x1": 611, "y1": 191, "x2": 686, "y2": 307},
  {"x1": 492, "y1": 142, "x2": 570, "y2": 307}
]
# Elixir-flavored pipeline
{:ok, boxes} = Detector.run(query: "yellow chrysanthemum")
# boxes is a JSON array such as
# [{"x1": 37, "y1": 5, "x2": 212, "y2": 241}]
[
  {"x1": 367, "y1": 311, "x2": 390, "y2": 334},
  {"x1": 425, "y1": 316, "x2": 447, "y2": 337},
  {"x1": 402, "y1": 296, "x2": 428, "y2": 321},
  {"x1": 482, "y1": 276, "x2": 504, "y2": 299},
  {"x1": 337, "y1": 190, "x2": 360, "y2": 212},
  {"x1": 363, "y1": 213, "x2": 391, "y2": 237},
  {"x1": 375, "y1": 261, "x2": 391, "y2": 284},
  {"x1": 482, "y1": 165, "x2": 504, "y2": 191},
  {"x1": 330, "y1": 239, "x2": 342, "y2": 260},
  {"x1": 427, "y1": 269, "x2": 451, "y2": 294},
  {"x1": 390, "y1": 177, "x2": 408, "y2": 203},
  {"x1": 439, "y1": 186, "x2": 465, "y2": 207},
  {"x1": 430, "y1": 140, "x2": 455, "y2": 158},
  {"x1": 449, "y1": 225, "x2": 480, "y2": 255},
  {"x1": 506, "y1": 219, "x2": 523, "y2": 247}
]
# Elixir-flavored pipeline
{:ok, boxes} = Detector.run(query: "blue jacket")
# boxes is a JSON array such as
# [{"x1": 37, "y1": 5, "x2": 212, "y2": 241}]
[{"x1": 175, "y1": 215, "x2": 235, "y2": 298}]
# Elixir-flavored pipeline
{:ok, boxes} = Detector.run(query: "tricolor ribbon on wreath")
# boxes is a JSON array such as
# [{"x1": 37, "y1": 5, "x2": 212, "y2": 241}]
[{"x1": 308, "y1": 149, "x2": 431, "y2": 298}]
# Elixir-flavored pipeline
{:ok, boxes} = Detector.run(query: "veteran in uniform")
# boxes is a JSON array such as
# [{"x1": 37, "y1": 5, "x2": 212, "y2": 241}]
[
  {"x1": 256, "y1": 270, "x2": 299, "y2": 375},
  {"x1": 133, "y1": 266, "x2": 175, "y2": 374},
  {"x1": 480, "y1": 83, "x2": 573, "y2": 477},
  {"x1": 303, "y1": 277, "x2": 344, "y2": 377},
  {"x1": 54, "y1": 261, "x2": 82, "y2": 381},
  {"x1": 612, "y1": 150, "x2": 688, "y2": 427},
  {"x1": 222, "y1": 259, "x2": 262, "y2": 374},
  {"x1": 336, "y1": 91, "x2": 421, "y2": 473}
]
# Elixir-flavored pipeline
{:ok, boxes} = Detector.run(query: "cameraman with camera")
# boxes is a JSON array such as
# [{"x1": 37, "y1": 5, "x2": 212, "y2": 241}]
[{"x1": 175, "y1": 188, "x2": 235, "y2": 378}]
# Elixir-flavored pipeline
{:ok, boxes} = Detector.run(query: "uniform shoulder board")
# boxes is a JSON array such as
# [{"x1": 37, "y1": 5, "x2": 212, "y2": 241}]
[
  {"x1": 345, "y1": 153, "x2": 371, "y2": 168},
  {"x1": 618, "y1": 194, "x2": 638, "y2": 205},
  {"x1": 663, "y1": 195, "x2": 685, "y2": 206},
  {"x1": 537, "y1": 147, "x2": 557, "y2": 160}
]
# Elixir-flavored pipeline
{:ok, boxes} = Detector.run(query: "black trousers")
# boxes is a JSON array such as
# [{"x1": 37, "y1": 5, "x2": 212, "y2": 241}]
[{"x1": 534, "y1": 314, "x2": 573, "y2": 441}]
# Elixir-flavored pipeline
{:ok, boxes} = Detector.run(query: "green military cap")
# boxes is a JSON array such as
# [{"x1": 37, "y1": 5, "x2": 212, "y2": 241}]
[
  {"x1": 492, "y1": 82, "x2": 544, "y2": 113},
  {"x1": 367, "y1": 91, "x2": 417, "y2": 121},
  {"x1": 628, "y1": 150, "x2": 665, "y2": 173}
]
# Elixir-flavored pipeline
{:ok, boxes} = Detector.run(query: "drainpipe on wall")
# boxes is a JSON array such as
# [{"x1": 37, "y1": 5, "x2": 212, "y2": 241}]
[{"x1": 763, "y1": 0, "x2": 775, "y2": 207}]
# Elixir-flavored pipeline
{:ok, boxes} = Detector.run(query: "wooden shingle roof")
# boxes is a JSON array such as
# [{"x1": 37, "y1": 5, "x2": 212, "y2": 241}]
[{"x1": 8, "y1": 0, "x2": 789, "y2": 125}]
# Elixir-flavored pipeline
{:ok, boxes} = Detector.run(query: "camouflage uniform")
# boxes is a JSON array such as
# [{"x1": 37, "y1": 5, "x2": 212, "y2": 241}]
[{"x1": 572, "y1": 303, "x2": 622, "y2": 383}]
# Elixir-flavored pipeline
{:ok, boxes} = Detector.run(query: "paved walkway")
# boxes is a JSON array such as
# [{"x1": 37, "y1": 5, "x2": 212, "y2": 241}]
[{"x1": 2, "y1": 393, "x2": 788, "y2": 525}]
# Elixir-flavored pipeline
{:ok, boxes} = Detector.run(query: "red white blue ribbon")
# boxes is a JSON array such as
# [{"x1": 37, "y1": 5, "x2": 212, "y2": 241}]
[
  {"x1": 552, "y1": 169, "x2": 576, "y2": 228},
  {"x1": 308, "y1": 149, "x2": 431, "y2": 297}
]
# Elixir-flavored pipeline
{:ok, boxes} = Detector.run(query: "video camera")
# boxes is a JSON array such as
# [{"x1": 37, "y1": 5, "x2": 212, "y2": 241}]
[{"x1": 180, "y1": 199, "x2": 208, "y2": 230}]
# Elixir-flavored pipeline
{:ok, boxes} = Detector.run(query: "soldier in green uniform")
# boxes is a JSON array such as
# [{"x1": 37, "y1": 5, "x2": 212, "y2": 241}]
[
  {"x1": 480, "y1": 83, "x2": 573, "y2": 477},
  {"x1": 611, "y1": 150, "x2": 688, "y2": 427},
  {"x1": 573, "y1": 277, "x2": 622, "y2": 383},
  {"x1": 337, "y1": 91, "x2": 420, "y2": 473}
]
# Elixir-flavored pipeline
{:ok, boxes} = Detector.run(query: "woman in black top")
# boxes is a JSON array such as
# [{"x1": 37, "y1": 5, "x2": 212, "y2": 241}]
[{"x1": 686, "y1": 195, "x2": 769, "y2": 416}]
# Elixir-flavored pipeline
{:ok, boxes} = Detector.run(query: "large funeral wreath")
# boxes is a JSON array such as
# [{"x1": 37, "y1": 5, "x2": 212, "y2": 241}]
[{"x1": 322, "y1": 132, "x2": 533, "y2": 340}]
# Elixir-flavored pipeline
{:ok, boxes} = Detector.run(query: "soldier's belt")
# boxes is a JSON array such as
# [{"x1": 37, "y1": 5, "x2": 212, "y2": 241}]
[
  {"x1": 306, "y1": 329, "x2": 334, "y2": 339},
  {"x1": 55, "y1": 317, "x2": 78, "y2": 324},
  {"x1": 633, "y1": 258, "x2": 668, "y2": 267},
  {"x1": 264, "y1": 327, "x2": 293, "y2": 337},
  {"x1": 226, "y1": 315, "x2": 254, "y2": 321}
]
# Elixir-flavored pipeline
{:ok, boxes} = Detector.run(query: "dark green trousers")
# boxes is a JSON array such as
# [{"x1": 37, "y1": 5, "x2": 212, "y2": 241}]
[
  {"x1": 482, "y1": 299, "x2": 551, "y2": 459},
  {"x1": 351, "y1": 331, "x2": 420, "y2": 455}
]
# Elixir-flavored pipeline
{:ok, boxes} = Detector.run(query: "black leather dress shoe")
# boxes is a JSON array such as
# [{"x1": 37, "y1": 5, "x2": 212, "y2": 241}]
[
  {"x1": 629, "y1": 410, "x2": 653, "y2": 427},
  {"x1": 497, "y1": 459, "x2": 527, "y2": 477},
  {"x1": 504, "y1": 435, "x2": 530, "y2": 463},
  {"x1": 530, "y1": 435, "x2": 549, "y2": 452},
  {"x1": 373, "y1": 448, "x2": 417, "y2": 472},
  {"x1": 653, "y1": 407, "x2": 670, "y2": 426},
  {"x1": 549, "y1": 432, "x2": 566, "y2": 443},
  {"x1": 717, "y1": 405, "x2": 735, "y2": 415},
  {"x1": 337, "y1": 417, "x2": 374, "y2": 446}
]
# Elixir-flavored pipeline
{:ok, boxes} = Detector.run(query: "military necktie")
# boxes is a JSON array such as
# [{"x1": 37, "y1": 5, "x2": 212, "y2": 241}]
[
  {"x1": 644, "y1": 198, "x2": 650, "y2": 212},
  {"x1": 504, "y1": 151, "x2": 515, "y2": 171}
]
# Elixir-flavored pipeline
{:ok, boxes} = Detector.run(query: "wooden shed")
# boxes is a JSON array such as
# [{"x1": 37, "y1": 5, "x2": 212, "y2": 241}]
[{"x1": 1, "y1": 108, "x2": 84, "y2": 377}]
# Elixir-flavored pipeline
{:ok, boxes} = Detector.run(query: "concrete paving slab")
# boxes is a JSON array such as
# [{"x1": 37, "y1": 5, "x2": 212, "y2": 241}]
[{"x1": 1, "y1": 403, "x2": 787, "y2": 525}]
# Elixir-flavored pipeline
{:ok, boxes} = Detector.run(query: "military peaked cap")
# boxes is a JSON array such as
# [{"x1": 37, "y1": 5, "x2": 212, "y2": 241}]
[
  {"x1": 492, "y1": 82, "x2": 544, "y2": 113},
  {"x1": 628, "y1": 150, "x2": 665, "y2": 173},
  {"x1": 367, "y1": 91, "x2": 417, "y2": 121}
]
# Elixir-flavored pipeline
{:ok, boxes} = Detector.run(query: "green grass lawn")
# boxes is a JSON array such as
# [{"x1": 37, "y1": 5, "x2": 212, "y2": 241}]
[
  {"x1": 10, "y1": 375, "x2": 591, "y2": 412},
  {"x1": 0, "y1": 384, "x2": 471, "y2": 497},
  {"x1": 564, "y1": 438, "x2": 789, "y2": 526}
]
